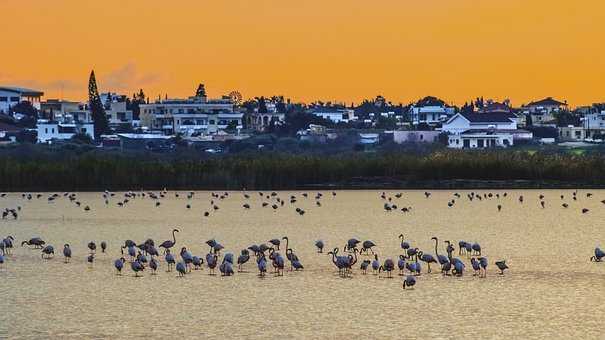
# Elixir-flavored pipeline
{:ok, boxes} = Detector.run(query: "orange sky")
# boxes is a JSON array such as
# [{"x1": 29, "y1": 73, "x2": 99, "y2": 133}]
[{"x1": 1, "y1": 0, "x2": 604, "y2": 106}]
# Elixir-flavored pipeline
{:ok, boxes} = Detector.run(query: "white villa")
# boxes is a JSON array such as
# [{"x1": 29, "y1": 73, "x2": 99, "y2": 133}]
[
  {"x1": 139, "y1": 86, "x2": 243, "y2": 136},
  {"x1": 522, "y1": 97, "x2": 567, "y2": 126},
  {"x1": 37, "y1": 119, "x2": 94, "y2": 143},
  {"x1": 442, "y1": 112, "x2": 531, "y2": 149},
  {"x1": 309, "y1": 107, "x2": 356, "y2": 123},
  {"x1": 0, "y1": 86, "x2": 44, "y2": 114},
  {"x1": 409, "y1": 97, "x2": 456, "y2": 126}
]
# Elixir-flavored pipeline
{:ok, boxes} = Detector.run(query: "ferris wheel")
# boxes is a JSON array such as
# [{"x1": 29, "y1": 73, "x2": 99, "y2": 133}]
[{"x1": 228, "y1": 91, "x2": 243, "y2": 105}]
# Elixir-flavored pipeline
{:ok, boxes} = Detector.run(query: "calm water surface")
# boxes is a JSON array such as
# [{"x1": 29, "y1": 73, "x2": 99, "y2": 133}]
[{"x1": 1, "y1": 190, "x2": 605, "y2": 339}]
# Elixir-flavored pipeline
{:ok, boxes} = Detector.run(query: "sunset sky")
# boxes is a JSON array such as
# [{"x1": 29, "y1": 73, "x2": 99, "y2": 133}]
[{"x1": 1, "y1": 0, "x2": 604, "y2": 106}]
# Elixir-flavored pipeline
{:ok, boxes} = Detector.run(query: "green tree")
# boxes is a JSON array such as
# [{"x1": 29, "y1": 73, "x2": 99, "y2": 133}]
[
  {"x1": 9, "y1": 101, "x2": 38, "y2": 118},
  {"x1": 88, "y1": 70, "x2": 109, "y2": 138},
  {"x1": 70, "y1": 132, "x2": 94, "y2": 144}
]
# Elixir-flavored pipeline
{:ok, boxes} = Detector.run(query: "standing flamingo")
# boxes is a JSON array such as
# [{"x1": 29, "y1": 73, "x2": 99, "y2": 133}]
[{"x1": 159, "y1": 229, "x2": 179, "y2": 254}]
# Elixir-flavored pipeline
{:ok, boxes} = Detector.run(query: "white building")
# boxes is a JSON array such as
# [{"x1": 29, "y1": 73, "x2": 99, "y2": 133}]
[
  {"x1": 0, "y1": 86, "x2": 44, "y2": 114},
  {"x1": 442, "y1": 112, "x2": 531, "y2": 149},
  {"x1": 409, "y1": 105, "x2": 455, "y2": 126},
  {"x1": 583, "y1": 110, "x2": 605, "y2": 130},
  {"x1": 102, "y1": 96, "x2": 134, "y2": 129},
  {"x1": 40, "y1": 99, "x2": 81, "y2": 119},
  {"x1": 139, "y1": 88, "x2": 243, "y2": 136},
  {"x1": 310, "y1": 107, "x2": 356, "y2": 123},
  {"x1": 37, "y1": 119, "x2": 94, "y2": 143},
  {"x1": 442, "y1": 113, "x2": 517, "y2": 135}
]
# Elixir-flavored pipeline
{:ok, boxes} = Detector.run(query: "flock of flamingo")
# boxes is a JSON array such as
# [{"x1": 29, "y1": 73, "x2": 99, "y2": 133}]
[{"x1": 1, "y1": 188, "x2": 604, "y2": 290}]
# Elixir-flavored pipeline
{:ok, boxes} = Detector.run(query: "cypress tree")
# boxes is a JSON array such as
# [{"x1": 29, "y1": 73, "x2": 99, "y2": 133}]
[{"x1": 88, "y1": 70, "x2": 109, "y2": 138}]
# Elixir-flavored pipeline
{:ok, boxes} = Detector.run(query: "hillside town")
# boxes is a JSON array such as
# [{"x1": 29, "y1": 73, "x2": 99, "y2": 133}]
[{"x1": 1, "y1": 72, "x2": 604, "y2": 154}]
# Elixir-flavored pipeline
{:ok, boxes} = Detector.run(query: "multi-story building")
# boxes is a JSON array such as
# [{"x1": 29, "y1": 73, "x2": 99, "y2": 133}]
[
  {"x1": 522, "y1": 97, "x2": 567, "y2": 126},
  {"x1": 583, "y1": 110, "x2": 605, "y2": 139},
  {"x1": 0, "y1": 86, "x2": 44, "y2": 114},
  {"x1": 100, "y1": 93, "x2": 134, "y2": 130},
  {"x1": 442, "y1": 112, "x2": 532, "y2": 149},
  {"x1": 408, "y1": 97, "x2": 455, "y2": 126},
  {"x1": 139, "y1": 86, "x2": 243, "y2": 135},
  {"x1": 37, "y1": 99, "x2": 95, "y2": 143}
]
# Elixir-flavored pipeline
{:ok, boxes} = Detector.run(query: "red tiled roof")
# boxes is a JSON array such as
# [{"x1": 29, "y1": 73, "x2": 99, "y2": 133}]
[{"x1": 527, "y1": 97, "x2": 567, "y2": 107}]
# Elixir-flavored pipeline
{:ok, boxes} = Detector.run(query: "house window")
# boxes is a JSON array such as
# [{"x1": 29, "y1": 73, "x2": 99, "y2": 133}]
[
  {"x1": 477, "y1": 139, "x2": 484, "y2": 148},
  {"x1": 0, "y1": 97, "x2": 7, "y2": 102},
  {"x1": 45, "y1": 128, "x2": 48, "y2": 133},
  {"x1": 51, "y1": 128, "x2": 55, "y2": 133},
  {"x1": 10, "y1": 97, "x2": 19, "y2": 102},
  {"x1": 420, "y1": 134, "x2": 424, "y2": 140}
]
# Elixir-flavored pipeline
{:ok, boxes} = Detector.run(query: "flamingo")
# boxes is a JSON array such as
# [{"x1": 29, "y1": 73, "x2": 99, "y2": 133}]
[
  {"x1": 417, "y1": 251, "x2": 437, "y2": 273},
  {"x1": 379, "y1": 258, "x2": 395, "y2": 278},
  {"x1": 192, "y1": 256, "x2": 203, "y2": 270},
  {"x1": 360, "y1": 240, "x2": 377, "y2": 255},
  {"x1": 471, "y1": 258, "x2": 480, "y2": 276},
  {"x1": 114, "y1": 257, "x2": 126, "y2": 274},
  {"x1": 180, "y1": 247, "x2": 193, "y2": 272},
  {"x1": 315, "y1": 240, "x2": 324, "y2": 253},
  {"x1": 176, "y1": 262, "x2": 187, "y2": 277},
  {"x1": 402, "y1": 275, "x2": 416, "y2": 289},
  {"x1": 165, "y1": 249, "x2": 176, "y2": 272},
  {"x1": 149, "y1": 257, "x2": 159, "y2": 274},
  {"x1": 269, "y1": 238, "x2": 281, "y2": 250},
  {"x1": 269, "y1": 248, "x2": 285, "y2": 276},
  {"x1": 478, "y1": 257, "x2": 488, "y2": 277},
  {"x1": 397, "y1": 255, "x2": 406, "y2": 276},
  {"x1": 257, "y1": 253, "x2": 267, "y2": 277},
  {"x1": 328, "y1": 249, "x2": 349, "y2": 277},
  {"x1": 41, "y1": 245, "x2": 54, "y2": 259},
  {"x1": 88, "y1": 241, "x2": 96, "y2": 254},
  {"x1": 345, "y1": 238, "x2": 360, "y2": 252},
  {"x1": 100, "y1": 241, "x2": 107, "y2": 253},
  {"x1": 206, "y1": 252, "x2": 218, "y2": 275},
  {"x1": 131, "y1": 260, "x2": 144, "y2": 277},
  {"x1": 219, "y1": 258, "x2": 234, "y2": 276},
  {"x1": 452, "y1": 258, "x2": 465, "y2": 276},
  {"x1": 2, "y1": 236, "x2": 14, "y2": 255},
  {"x1": 371, "y1": 254, "x2": 380, "y2": 275},
  {"x1": 22, "y1": 237, "x2": 45, "y2": 249},
  {"x1": 237, "y1": 249, "x2": 250, "y2": 272},
  {"x1": 360, "y1": 260, "x2": 371, "y2": 274},
  {"x1": 431, "y1": 237, "x2": 450, "y2": 266},
  {"x1": 590, "y1": 247, "x2": 605, "y2": 262},
  {"x1": 495, "y1": 260, "x2": 508, "y2": 275},
  {"x1": 471, "y1": 243, "x2": 482, "y2": 256},
  {"x1": 159, "y1": 229, "x2": 179, "y2": 254},
  {"x1": 63, "y1": 244, "x2": 72, "y2": 263}
]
